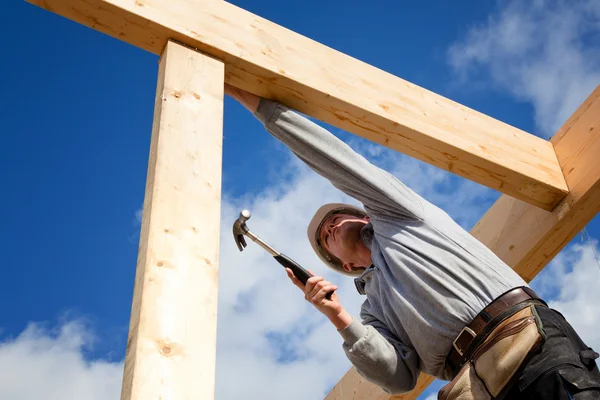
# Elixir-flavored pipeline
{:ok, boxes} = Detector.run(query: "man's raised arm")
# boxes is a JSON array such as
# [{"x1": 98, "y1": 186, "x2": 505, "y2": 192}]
[{"x1": 226, "y1": 85, "x2": 424, "y2": 220}]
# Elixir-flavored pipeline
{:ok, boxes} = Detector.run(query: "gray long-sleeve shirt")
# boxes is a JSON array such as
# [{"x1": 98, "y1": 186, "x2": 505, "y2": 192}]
[{"x1": 253, "y1": 99, "x2": 528, "y2": 394}]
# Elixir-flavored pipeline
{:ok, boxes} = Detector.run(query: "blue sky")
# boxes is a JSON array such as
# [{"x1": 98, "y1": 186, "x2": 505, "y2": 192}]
[{"x1": 1, "y1": 0, "x2": 599, "y2": 399}]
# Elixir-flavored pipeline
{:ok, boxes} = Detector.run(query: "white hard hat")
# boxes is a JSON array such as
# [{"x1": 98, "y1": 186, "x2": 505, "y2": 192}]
[{"x1": 307, "y1": 203, "x2": 367, "y2": 277}]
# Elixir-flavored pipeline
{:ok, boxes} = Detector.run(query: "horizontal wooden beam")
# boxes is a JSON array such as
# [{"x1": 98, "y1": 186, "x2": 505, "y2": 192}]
[
  {"x1": 325, "y1": 85, "x2": 600, "y2": 400},
  {"x1": 26, "y1": 0, "x2": 569, "y2": 210}
]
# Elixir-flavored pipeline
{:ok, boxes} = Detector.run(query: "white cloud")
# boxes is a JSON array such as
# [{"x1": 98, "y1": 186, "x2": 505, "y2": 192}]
[
  {"x1": 4, "y1": 2, "x2": 599, "y2": 400},
  {"x1": 4, "y1": 123, "x2": 595, "y2": 400},
  {"x1": 134, "y1": 208, "x2": 143, "y2": 224},
  {"x1": 214, "y1": 158, "x2": 359, "y2": 399},
  {"x1": 213, "y1": 129, "x2": 503, "y2": 399},
  {"x1": 446, "y1": 0, "x2": 600, "y2": 375},
  {"x1": 214, "y1": 1, "x2": 600, "y2": 396},
  {"x1": 0, "y1": 321, "x2": 122, "y2": 400},
  {"x1": 3, "y1": 132, "x2": 471, "y2": 400},
  {"x1": 447, "y1": 0, "x2": 600, "y2": 137},
  {"x1": 531, "y1": 240, "x2": 600, "y2": 355},
  {"x1": 3, "y1": 240, "x2": 596, "y2": 400}
]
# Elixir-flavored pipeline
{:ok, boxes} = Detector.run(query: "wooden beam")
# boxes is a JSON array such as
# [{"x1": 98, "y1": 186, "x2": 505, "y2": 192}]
[
  {"x1": 121, "y1": 40, "x2": 224, "y2": 400},
  {"x1": 473, "y1": 85, "x2": 600, "y2": 282},
  {"x1": 325, "y1": 85, "x2": 600, "y2": 400},
  {"x1": 26, "y1": 0, "x2": 569, "y2": 210},
  {"x1": 326, "y1": 370, "x2": 435, "y2": 400}
]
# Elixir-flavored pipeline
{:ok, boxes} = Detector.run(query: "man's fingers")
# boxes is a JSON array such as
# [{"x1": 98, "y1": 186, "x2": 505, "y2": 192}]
[
  {"x1": 308, "y1": 279, "x2": 334, "y2": 300},
  {"x1": 286, "y1": 268, "x2": 305, "y2": 291},
  {"x1": 311, "y1": 285, "x2": 338, "y2": 304},
  {"x1": 304, "y1": 276, "x2": 324, "y2": 296},
  {"x1": 285, "y1": 270, "x2": 337, "y2": 305}
]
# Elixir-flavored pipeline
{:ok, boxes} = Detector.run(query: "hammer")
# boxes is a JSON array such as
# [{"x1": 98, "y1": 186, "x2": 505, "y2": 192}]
[{"x1": 233, "y1": 209, "x2": 333, "y2": 300}]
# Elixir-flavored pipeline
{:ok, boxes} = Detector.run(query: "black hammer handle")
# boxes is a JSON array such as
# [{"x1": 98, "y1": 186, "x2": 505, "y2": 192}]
[{"x1": 274, "y1": 254, "x2": 334, "y2": 300}]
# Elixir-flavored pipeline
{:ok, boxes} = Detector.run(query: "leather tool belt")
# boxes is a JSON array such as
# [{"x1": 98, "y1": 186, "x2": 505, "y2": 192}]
[{"x1": 439, "y1": 287, "x2": 547, "y2": 400}]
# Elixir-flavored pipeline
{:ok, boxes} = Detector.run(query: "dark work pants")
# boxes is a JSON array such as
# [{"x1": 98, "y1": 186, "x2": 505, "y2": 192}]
[{"x1": 504, "y1": 305, "x2": 600, "y2": 399}]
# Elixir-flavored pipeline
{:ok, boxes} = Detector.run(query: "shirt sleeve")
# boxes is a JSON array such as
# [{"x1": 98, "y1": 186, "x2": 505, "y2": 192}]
[
  {"x1": 337, "y1": 307, "x2": 421, "y2": 394},
  {"x1": 253, "y1": 98, "x2": 424, "y2": 220}
]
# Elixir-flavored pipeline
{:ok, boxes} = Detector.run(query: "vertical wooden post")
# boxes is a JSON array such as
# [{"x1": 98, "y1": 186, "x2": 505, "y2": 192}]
[{"x1": 121, "y1": 40, "x2": 224, "y2": 400}]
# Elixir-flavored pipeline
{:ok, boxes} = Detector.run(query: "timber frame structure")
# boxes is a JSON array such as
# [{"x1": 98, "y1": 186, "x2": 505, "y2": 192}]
[{"x1": 27, "y1": 0, "x2": 600, "y2": 399}]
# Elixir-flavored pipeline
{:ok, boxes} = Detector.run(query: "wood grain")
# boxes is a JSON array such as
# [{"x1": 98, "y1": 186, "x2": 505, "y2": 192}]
[
  {"x1": 473, "y1": 85, "x2": 600, "y2": 282},
  {"x1": 120, "y1": 40, "x2": 224, "y2": 400},
  {"x1": 22, "y1": 0, "x2": 598, "y2": 397},
  {"x1": 26, "y1": 0, "x2": 569, "y2": 210},
  {"x1": 325, "y1": 369, "x2": 434, "y2": 400}
]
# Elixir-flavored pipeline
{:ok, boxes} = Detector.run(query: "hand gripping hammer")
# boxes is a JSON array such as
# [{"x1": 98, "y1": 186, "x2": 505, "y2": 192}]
[{"x1": 232, "y1": 210, "x2": 333, "y2": 300}]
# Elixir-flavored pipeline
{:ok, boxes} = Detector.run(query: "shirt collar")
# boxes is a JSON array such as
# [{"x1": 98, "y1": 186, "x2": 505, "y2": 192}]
[
  {"x1": 360, "y1": 222, "x2": 374, "y2": 249},
  {"x1": 354, "y1": 223, "x2": 376, "y2": 295},
  {"x1": 354, "y1": 265, "x2": 376, "y2": 295}
]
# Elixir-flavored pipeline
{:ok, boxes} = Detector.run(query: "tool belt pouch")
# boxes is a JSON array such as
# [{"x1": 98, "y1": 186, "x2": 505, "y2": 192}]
[{"x1": 438, "y1": 305, "x2": 545, "y2": 400}]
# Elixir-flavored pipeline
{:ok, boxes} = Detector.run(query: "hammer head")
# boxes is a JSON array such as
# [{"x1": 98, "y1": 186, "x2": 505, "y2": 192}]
[{"x1": 232, "y1": 209, "x2": 251, "y2": 251}]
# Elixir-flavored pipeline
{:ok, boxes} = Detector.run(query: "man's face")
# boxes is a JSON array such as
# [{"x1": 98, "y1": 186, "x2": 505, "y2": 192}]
[{"x1": 319, "y1": 213, "x2": 371, "y2": 273}]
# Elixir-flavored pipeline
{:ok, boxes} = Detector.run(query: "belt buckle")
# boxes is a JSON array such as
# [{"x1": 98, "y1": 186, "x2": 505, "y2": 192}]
[{"x1": 453, "y1": 326, "x2": 477, "y2": 357}]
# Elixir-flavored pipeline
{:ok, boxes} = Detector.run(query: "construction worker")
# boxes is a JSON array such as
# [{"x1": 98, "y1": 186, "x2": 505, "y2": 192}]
[{"x1": 224, "y1": 84, "x2": 600, "y2": 399}]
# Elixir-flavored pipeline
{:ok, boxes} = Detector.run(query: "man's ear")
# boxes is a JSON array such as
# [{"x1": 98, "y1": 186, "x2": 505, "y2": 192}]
[{"x1": 342, "y1": 262, "x2": 354, "y2": 272}]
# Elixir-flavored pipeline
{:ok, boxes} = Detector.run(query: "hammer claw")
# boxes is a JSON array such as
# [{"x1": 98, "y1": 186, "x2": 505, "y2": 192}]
[{"x1": 235, "y1": 234, "x2": 247, "y2": 252}]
